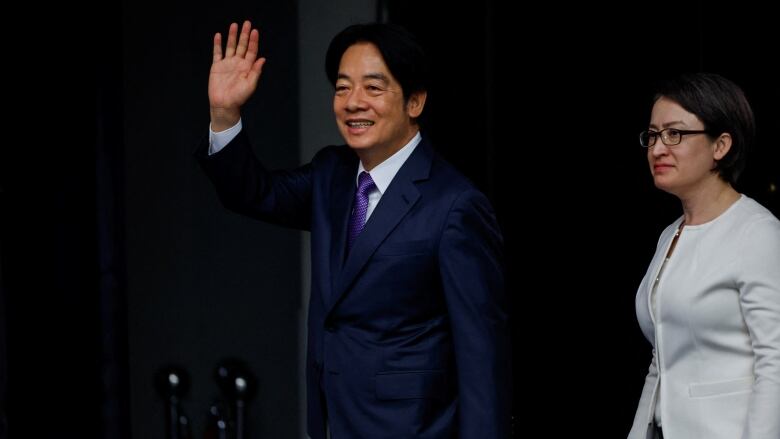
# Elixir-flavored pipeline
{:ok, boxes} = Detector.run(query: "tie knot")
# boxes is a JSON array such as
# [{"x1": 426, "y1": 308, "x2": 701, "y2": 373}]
[{"x1": 357, "y1": 171, "x2": 375, "y2": 195}]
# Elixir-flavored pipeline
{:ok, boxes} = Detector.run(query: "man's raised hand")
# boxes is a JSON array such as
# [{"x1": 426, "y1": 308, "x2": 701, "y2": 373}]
[{"x1": 208, "y1": 21, "x2": 266, "y2": 131}]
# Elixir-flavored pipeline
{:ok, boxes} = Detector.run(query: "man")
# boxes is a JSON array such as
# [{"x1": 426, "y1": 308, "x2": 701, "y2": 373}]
[{"x1": 197, "y1": 21, "x2": 511, "y2": 438}]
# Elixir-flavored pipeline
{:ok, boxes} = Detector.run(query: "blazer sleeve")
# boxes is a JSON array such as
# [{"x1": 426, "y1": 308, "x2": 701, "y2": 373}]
[
  {"x1": 628, "y1": 351, "x2": 658, "y2": 439},
  {"x1": 437, "y1": 189, "x2": 511, "y2": 438},
  {"x1": 737, "y1": 216, "x2": 780, "y2": 439},
  {"x1": 194, "y1": 130, "x2": 313, "y2": 230}
]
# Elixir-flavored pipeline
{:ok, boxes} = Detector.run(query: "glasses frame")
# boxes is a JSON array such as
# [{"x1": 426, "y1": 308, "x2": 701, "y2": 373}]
[{"x1": 639, "y1": 128, "x2": 710, "y2": 148}]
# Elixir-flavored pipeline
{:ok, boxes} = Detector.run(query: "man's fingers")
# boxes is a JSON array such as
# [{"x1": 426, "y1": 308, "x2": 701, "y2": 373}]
[
  {"x1": 212, "y1": 33, "x2": 223, "y2": 63},
  {"x1": 236, "y1": 20, "x2": 251, "y2": 57},
  {"x1": 245, "y1": 29, "x2": 260, "y2": 61},
  {"x1": 224, "y1": 22, "x2": 239, "y2": 57}
]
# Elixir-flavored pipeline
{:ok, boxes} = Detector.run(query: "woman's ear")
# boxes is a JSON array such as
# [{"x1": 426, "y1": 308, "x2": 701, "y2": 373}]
[{"x1": 713, "y1": 132, "x2": 732, "y2": 160}]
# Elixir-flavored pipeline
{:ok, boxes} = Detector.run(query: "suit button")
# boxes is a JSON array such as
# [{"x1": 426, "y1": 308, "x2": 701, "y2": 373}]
[{"x1": 325, "y1": 325, "x2": 336, "y2": 333}]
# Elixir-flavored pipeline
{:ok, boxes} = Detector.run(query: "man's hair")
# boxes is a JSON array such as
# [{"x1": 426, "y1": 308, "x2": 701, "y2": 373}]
[
  {"x1": 325, "y1": 23, "x2": 429, "y2": 102},
  {"x1": 654, "y1": 73, "x2": 755, "y2": 185}
]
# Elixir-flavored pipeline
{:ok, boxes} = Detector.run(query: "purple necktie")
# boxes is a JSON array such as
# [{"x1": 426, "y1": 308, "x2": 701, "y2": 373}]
[{"x1": 347, "y1": 171, "x2": 376, "y2": 249}]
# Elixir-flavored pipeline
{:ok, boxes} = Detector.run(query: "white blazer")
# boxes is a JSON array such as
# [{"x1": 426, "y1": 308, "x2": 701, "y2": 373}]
[{"x1": 628, "y1": 196, "x2": 780, "y2": 439}]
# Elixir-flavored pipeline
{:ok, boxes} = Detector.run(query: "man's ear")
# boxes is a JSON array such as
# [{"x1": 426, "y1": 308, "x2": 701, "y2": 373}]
[
  {"x1": 713, "y1": 132, "x2": 732, "y2": 160},
  {"x1": 406, "y1": 90, "x2": 427, "y2": 119}
]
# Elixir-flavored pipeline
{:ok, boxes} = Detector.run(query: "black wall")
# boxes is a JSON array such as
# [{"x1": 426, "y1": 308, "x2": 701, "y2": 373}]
[{"x1": 1, "y1": 5, "x2": 107, "y2": 437}]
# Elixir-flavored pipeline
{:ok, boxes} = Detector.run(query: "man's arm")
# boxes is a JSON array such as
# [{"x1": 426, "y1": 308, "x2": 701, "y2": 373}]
[
  {"x1": 197, "y1": 21, "x2": 312, "y2": 230},
  {"x1": 195, "y1": 130, "x2": 313, "y2": 230},
  {"x1": 438, "y1": 189, "x2": 511, "y2": 438}
]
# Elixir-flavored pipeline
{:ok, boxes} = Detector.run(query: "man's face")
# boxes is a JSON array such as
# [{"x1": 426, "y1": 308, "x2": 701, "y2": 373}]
[{"x1": 333, "y1": 42, "x2": 424, "y2": 168}]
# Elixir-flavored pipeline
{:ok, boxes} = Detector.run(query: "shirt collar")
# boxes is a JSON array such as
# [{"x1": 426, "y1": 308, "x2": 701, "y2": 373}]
[{"x1": 356, "y1": 132, "x2": 421, "y2": 194}]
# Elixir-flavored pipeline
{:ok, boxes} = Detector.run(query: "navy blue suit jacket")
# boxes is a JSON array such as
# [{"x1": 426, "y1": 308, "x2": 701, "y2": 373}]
[{"x1": 197, "y1": 131, "x2": 511, "y2": 438}]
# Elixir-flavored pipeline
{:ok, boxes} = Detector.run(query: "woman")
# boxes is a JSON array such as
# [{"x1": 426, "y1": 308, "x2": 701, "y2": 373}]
[{"x1": 628, "y1": 73, "x2": 780, "y2": 439}]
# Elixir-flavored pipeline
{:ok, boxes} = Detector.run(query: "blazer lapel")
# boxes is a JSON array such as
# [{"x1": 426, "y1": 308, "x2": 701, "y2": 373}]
[
  {"x1": 328, "y1": 139, "x2": 433, "y2": 315},
  {"x1": 328, "y1": 156, "x2": 358, "y2": 307}
]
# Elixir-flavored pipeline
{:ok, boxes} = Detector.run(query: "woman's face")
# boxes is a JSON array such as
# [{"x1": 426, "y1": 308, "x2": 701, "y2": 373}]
[{"x1": 646, "y1": 97, "x2": 723, "y2": 197}]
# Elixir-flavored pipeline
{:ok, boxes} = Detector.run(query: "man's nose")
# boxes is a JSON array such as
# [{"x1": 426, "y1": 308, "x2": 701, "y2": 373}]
[{"x1": 345, "y1": 88, "x2": 367, "y2": 111}]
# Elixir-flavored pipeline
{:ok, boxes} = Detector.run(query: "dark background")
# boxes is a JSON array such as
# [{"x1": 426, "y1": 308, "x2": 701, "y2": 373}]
[{"x1": 1, "y1": 0, "x2": 777, "y2": 437}]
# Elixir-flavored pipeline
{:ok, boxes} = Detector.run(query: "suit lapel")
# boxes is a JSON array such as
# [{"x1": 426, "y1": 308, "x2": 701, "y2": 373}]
[
  {"x1": 328, "y1": 155, "x2": 358, "y2": 307},
  {"x1": 327, "y1": 139, "x2": 433, "y2": 315}
]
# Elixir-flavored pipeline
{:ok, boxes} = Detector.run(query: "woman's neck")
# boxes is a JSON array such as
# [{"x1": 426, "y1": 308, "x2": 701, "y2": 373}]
[{"x1": 679, "y1": 180, "x2": 740, "y2": 226}]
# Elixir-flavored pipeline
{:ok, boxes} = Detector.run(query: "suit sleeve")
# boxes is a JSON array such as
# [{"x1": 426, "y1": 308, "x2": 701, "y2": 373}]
[
  {"x1": 737, "y1": 216, "x2": 780, "y2": 439},
  {"x1": 628, "y1": 351, "x2": 658, "y2": 439},
  {"x1": 194, "y1": 130, "x2": 313, "y2": 230},
  {"x1": 438, "y1": 189, "x2": 511, "y2": 438}
]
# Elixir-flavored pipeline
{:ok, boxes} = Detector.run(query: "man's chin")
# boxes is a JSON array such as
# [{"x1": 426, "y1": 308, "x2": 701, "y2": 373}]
[{"x1": 346, "y1": 140, "x2": 373, "y2": 151}]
